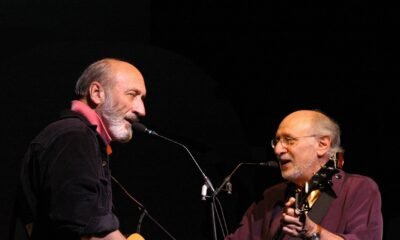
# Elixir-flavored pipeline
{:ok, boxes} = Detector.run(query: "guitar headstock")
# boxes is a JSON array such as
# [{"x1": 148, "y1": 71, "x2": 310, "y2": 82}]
[
  {"x1": 310, "y1": 160, "x2": 340, "y2": 191},
  {"x1": 295, "y1": 160, "x2": 339, "y2": 213}
]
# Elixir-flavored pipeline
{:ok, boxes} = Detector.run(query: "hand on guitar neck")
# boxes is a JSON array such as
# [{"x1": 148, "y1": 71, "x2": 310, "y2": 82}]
[
  {"x1": 280, "y1": 197, "x2": 321, "y2": 239},
  {"x1": 275, "y1": 162, "x2": 340, "y2": 240}
]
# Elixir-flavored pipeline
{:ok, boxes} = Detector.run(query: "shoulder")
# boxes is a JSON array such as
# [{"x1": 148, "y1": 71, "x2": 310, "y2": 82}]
[
  {"x1": 335, "y1": 170, "x2": 381, "y2": 201},
  {"x1": 242, "y1": 182, "x2": 288, "y2": 218},
  {"x1": 48, "y1": 117, "x2": 91, "y2": 132},
  {"x1": 257, "y1": 182, "x2": 289, "y2": 206},
  {"x1": 263, "y1": 181, "x2": 288, "y2": 196},
  {"x1": 33, "y1": 111, "x2": 97, "y2": 146},
  {"x1": 48, "y1": 110, "x2": 94, "y2": 133},
  {"x1": 342, "y1": 171, "x2": 380, "y2": 191}
]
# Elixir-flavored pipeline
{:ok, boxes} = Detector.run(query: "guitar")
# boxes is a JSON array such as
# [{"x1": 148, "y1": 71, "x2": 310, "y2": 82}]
[
  {"x1": 127, "y1": 233, "x2": 145, "y2": 240},
  {"x1": 272, "y1": 160, "x2": 339, "y2": 240}
]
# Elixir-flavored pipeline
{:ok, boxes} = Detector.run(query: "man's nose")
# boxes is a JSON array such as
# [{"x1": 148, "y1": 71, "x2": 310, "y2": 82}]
[{"x1": 133, "y1": 99, "x2": 146, "y2": 117}]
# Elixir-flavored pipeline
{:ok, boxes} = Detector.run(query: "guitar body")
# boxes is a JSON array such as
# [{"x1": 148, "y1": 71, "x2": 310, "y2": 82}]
[{"x1": 127, "y1": 233, "x2": 145, "y2": 240}]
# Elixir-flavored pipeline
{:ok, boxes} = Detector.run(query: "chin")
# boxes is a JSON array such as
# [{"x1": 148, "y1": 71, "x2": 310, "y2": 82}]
[
  {"x1": 111, "y1": 128, "x2": 132, "y2": 143},
  {"x1": 282, "y1": 170, "x2": 298, "y2": 182},
  {"x1": 115, "y1": 135, "x2": 132, "y2": 143}
]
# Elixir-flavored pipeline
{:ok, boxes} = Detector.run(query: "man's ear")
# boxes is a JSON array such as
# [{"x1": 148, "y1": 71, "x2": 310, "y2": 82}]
[
  {"x1": 316, "y1": 136, "x2": 331, "y2": 157},
  {"x1": 88, "y1": 81, "x2": 104, "y2": 105}
]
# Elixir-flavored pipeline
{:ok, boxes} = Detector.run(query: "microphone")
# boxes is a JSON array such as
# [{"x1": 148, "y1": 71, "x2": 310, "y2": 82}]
[
  {"x1": 259, "y1": 161, "x2": 279, "y2": 167},
  {"x1": 213, "y1": 161, "x2": 278, "y2": 197},
  {"x1": 132, "y1": 121, "x2": 158, "y2": 135},
  {"x1": 132, "y1": 122, "x2": 215, "y2": 200}
]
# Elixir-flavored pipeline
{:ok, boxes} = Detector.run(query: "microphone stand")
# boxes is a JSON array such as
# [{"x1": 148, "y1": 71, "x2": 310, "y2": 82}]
[
  {"x1": 145, "y1": 132, "x2": 220, "y2": 240},
  {"x1": 132, "y1": 123, "x2": 220, "y2": 239},
  {"x1": 132, "y1": 122, "x2": 280, "y2": 240},
  {"x1": 213, "y1": 162, "x2": 278, "y2": 197},
  {"x1": 213, "y1": 162, "x2": 247, "y2": 197},
  {"x1": 211, "y1": 161, "x2": 279, "y2": 239},
  {"x1": 152, "y1": 132, "x2": 216, "y2": 195},
  {"x1": 111, "y1": 176, "x2": 177, "y2": 240}
]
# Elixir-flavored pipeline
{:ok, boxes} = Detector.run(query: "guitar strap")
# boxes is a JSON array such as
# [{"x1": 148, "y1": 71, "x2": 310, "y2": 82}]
[{"x1": 307, "y1": 190, "x2": 335, "y2": 224}]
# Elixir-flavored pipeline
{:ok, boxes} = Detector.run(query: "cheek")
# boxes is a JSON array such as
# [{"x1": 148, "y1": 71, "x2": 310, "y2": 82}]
[
  {"x1": 290, "y1": 147, "x2": 311, "y2": 162},
  {"x1": 116, "y1": 105, "x2": 131, "y2": 117},
  {"x1": 132, "y1": 97, "x2": 144, "y2": 109},
  {"x1": 113, "y1": 97, "x2": 132, "y2": 113}
]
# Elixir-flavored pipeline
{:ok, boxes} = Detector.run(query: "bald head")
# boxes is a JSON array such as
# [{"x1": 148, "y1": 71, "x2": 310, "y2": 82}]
[
  {"x1": 73, "y1": 58, "x2": 147, "y2": 142},
  {"x1": 279, "y1": 110, "x2": 342, "y2": 153},
  {"x1": 274, "y1": 110, "x2": 342, "y2": 184},
  {"x1": 75, "y1": 58, "x2": 144, "y2": 99}
]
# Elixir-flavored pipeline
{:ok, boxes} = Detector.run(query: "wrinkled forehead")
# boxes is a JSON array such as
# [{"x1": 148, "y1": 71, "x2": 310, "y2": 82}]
[
  {"x1": 276, "y1": 112, "x2": 314, "y2": 136},
  {"x1": 110, "y1": 62, "x2": 146, "y2": 94}
]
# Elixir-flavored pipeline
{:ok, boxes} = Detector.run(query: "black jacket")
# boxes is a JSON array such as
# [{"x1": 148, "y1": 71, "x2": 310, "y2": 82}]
[{"x1": 16, "y1": 110, "x2": 119, "y2": 240}]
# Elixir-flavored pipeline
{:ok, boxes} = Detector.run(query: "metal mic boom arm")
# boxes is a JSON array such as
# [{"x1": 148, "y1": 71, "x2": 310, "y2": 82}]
[
  {"x1": 213, "y1": 161, "x2": 279, "y2": 197},
  {"x1": 213, "y1": 163, "x2": 245, "y2": 197},
  {"x1": 154, "y1": 133, "x2": 216, "y2": 194},
  {"x1": 132, "y1": 122, "x2": 216, "y2": 196}
]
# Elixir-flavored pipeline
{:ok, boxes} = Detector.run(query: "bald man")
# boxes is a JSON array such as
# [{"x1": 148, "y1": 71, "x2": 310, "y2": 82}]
[
  {"x1": 225, "y1": 110, "x2": 383, "y2": 240},
  {"x1": 17, "y1": 58, "x2": 146, "y2": 240}
]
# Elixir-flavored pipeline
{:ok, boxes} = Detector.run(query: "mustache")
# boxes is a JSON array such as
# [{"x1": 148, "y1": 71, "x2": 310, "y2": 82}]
[{"x1": 125, "y1": 114, "x2": 139, "y2": 124}]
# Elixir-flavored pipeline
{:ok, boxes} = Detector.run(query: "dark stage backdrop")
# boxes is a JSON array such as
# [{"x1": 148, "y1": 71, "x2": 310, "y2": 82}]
[{"x1": 1, "y1": 1, "x2": 399, "y2": 239}]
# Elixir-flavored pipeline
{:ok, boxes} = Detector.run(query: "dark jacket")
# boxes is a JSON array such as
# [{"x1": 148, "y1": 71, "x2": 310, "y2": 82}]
[{"x1": 16, "y1": 110, "x2": 119, "y2": 240}]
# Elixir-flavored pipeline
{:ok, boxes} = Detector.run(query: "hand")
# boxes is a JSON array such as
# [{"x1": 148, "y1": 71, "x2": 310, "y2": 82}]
[
  {"x1": 280, "y1": 197, "x2": 343, "y2": 240},
  {"x1": 280, "y1": 197, "x2": 307, "y2": 237}
]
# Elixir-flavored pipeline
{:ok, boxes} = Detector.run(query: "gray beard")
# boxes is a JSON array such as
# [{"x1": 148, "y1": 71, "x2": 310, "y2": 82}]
[
  {"x1": 100, "y1": 96, "x2": 132, "y2": 142},
  {"x1": 284, "y1": 157, "x2": 318, "y2": 182}
]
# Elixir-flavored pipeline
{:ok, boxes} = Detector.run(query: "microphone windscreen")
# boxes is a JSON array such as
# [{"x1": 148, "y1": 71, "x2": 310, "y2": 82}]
[
  {"x1": 132, "y1": 122, "x2": 147, "y2": 133},
  {"x1": 127, "y1": 233, "x2": 145, "y2": 240},
  {"x1": 261, "y1": 161, "x2": 279, "y2": 168}
]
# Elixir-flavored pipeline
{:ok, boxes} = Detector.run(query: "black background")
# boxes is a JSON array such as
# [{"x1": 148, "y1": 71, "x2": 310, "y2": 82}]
[{"x1": 1, "y1": 1, "x2": 399, "y2": 239}]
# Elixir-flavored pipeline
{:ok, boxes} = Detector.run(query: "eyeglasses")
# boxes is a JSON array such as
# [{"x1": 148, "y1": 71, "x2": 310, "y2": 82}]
[{"x1": 270, "y1": 135, "x2": 317, "y2": 149}]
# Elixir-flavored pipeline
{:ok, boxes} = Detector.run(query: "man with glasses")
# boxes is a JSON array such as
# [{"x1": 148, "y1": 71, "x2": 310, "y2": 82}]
[{"x1": 225, "y1": 110, "x2": 383, "y2": 240}]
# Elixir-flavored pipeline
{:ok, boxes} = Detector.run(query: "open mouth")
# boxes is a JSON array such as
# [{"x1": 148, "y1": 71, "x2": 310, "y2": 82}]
[
  {"x1": 124, "y1": 119, "x2": 132, "y2": 125},
  {"x1": 279, "y1": 159, "x2": 291, "y2": 166},
  {"x1": 125, "y1": 116, "x2": 137, "y2": 126}
]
